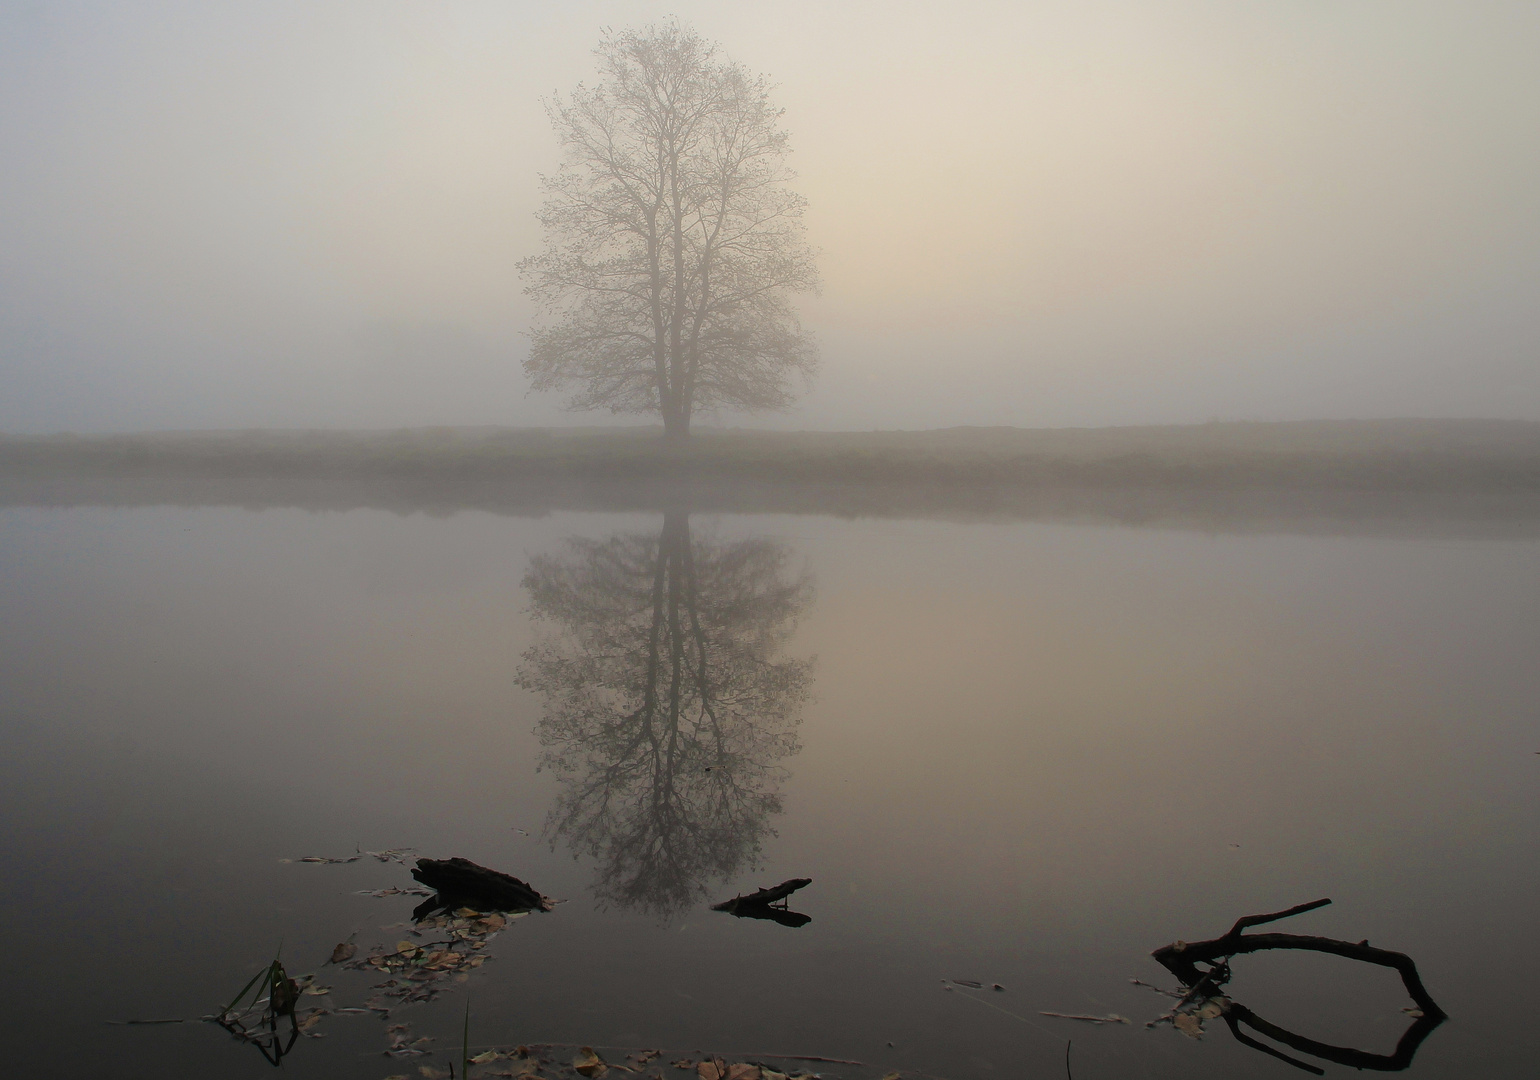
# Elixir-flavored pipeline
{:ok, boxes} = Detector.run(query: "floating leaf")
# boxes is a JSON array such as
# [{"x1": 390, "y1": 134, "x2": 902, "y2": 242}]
[
  {"x1": 697, "y1": 1059, "x2": 724, "y2": 1080},
  {"x1": 1172, "y1": 1013, "x2": 1204, "y2": 1039},
  {"x1": 725, "y1": 1066, "x2": 761, "y2": 1080},
  {"x1": 303, "y1": 985, "x2": 332, "y2": 996},
  {"x1": 330, "y1": 942, "x2": 356, "y2": 964},
  {"x1": 574, "y1": 1046, "x2": 608, "y2": 1078},
  {"x1": 471, "y1": 1050, "x2": 503, "y2": 1064}
]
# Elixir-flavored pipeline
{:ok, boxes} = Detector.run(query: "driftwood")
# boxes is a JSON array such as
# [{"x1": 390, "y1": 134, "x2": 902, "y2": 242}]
[
  {"x1": 410, "y1": 857, "x2": 554, "y2": 919},
  {"x1": 1152, "y1": 898, "x2": 1446, "y2": 1074},
  {"x1": 712, "y1": 878, "x2": 812, "y2": 927},
  {"x1": 712, "y1": 878, "x2": 811, "y2": 910}
]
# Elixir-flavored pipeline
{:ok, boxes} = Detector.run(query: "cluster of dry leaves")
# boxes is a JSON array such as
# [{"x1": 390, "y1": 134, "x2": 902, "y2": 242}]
[
  {"x1": 384, "y1": 1045, "x2": 878, "y2": 1080},
  {"x1": 346, "y1": 910, "x2": 518, "y2": 1012}
]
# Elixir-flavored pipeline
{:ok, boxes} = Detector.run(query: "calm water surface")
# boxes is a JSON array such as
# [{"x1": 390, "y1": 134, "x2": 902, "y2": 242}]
[{"x1": 2, "y1": 503, "x2": 1537, "y2": 1078}]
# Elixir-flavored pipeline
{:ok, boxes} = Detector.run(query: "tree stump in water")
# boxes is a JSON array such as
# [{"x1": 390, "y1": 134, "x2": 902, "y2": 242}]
[{"x1": 411, "y1": 857, "x2": 554, "y2": 916}]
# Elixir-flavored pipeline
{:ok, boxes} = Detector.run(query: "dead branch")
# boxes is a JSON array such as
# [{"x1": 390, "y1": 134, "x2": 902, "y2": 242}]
[
  {"x1": 711, "y1": 878, "x2": 811, "y2": 912},
  {"x1": 1153, "y1": 931, "x2": 1443, "y2": 1018}
]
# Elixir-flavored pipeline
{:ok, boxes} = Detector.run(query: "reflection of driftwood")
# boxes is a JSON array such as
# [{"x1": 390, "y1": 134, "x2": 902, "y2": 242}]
[
  {"x1": 713, "y1": 878, "x2": 812, "y2": 927},
  {"x1": 410, "y1": 858, "x2": 553, "y2": 918},
  {"x1": 723, "y1": 904, "x2": 812, "y2": 928},
  {"x1": 1152, "y1": 898, "x2": 1446, "y2": 1074},
  {"x1": 1222, "y1": 1001, "x2": 1445, "y2": 1074}
]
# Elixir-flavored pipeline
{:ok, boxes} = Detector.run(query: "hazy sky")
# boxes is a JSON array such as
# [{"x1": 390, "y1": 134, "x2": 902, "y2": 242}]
[{"x1": 3, "y1": 0, "x2": 1538, "y2": 433}]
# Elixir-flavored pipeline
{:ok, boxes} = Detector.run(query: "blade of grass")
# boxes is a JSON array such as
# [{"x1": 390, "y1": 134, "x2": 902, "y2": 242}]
[
  {"x1": 222, "y1": 967, "x2": 268, "y2": 1017},
  {"x1": 461, "y1": 998, "x2": 470, "y2": 1079}
]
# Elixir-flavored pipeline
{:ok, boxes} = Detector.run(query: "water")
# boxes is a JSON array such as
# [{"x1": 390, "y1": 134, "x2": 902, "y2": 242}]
[{"x1": 2, "y1": 496, "x2": 1537, "y2": 1078}]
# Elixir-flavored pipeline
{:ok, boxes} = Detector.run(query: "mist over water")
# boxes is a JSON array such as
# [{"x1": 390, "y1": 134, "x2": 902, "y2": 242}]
[{"x1": 3, "y1": 1, "x2": 1539, "y2": 433}]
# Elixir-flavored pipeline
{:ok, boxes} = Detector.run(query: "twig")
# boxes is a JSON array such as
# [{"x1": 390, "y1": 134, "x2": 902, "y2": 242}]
[
  {"x1": 1039, "y1": 1012, "x2": 1127, "y2": 1025},
  {"x1": 1064, "y1": 1039, "x2": 1072, "y2": 1080},
  {"x1": 1225, "y1": 897, "x2": 1331, "y2": 938},
  {"x1": 944, "y1": 986, "x2": 1061, "y2": 1040}
]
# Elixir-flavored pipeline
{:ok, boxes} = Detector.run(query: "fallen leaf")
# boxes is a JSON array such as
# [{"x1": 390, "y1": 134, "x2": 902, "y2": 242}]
[
  {"x1": 296, "y1": 1011, "x2": 326, "y2": 1033},
  {"x1": 1172, "y1": 1013, "x2": 1204, "y2": 1039},
  {"x1": 330, "y1": 942, "x2": 357, "y2": 964},
  {"x1": 304, "y1": 985, "x2": 332, "y2": 996},
  {"x1": 471, "y1": 1050, "x2": 503, "y2": 1064},
  {"x1": 697, "y1": 1059, "x2": 723, "y2": 1080},
  {"x1": 574, "y1": 1047, "x2": 609, "y2": 1078},
  {"x1": 1195, "y1": 999, "x2": 1226, "y2": 1020},
  {"x1": 725, "y1": 1066, "x2": 760, "y2": 1080},
  {"x1": 420, "y1": 1068, "x2": 452, "y2": 1080},
  {"x1": 881, "y1": 1073, "x2": 902, "y2": 1080}
]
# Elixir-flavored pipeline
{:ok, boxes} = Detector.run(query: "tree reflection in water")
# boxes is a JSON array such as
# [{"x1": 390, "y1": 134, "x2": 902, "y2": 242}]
[{"x1": 517, "y1": 510, "x2": 815, "y2": 917}]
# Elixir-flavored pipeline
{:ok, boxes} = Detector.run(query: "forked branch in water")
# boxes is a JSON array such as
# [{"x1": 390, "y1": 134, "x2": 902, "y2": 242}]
[{"x1": 1152, "y1": 899, "x2": 1447, "y2": 1073}]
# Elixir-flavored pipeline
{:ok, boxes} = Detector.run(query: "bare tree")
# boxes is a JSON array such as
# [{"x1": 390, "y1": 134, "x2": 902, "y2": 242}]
[{"x1": 520, "y1": 24, "x2": 819, "y2": 440}]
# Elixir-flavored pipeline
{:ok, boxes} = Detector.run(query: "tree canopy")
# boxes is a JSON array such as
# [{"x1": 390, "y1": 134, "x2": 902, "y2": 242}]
[{"x1": 520, "y1": 24, "x2": 819, "y2": 439}]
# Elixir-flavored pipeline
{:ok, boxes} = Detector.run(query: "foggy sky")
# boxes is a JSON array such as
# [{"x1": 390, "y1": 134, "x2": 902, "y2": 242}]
[{"x1": 2, "y1": 0, "x2": 1538, "y2": 434}]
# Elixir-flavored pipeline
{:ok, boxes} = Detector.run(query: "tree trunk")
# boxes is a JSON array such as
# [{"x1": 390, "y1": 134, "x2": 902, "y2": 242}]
[{"x1": 662, "y1": 408, "x2": 691, "y2": 441}]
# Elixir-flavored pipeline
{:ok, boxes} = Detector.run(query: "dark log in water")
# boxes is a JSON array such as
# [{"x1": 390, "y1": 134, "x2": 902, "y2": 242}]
[
  {"x1": 410, "y1": 857, "x2": 553, "y2": 916},
  {"x1": 711, "y1": 878, "x2": 812, "y2": 912}
]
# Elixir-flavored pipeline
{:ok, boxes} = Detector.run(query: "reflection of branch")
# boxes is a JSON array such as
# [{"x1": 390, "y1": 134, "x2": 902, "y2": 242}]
[
  {"x1": 1152, "y1": 899, "x2": 1447, "y2": 1074},
  {"x1": 1223, "y1": 1002, "x2": 1445, "y2": 1074}
]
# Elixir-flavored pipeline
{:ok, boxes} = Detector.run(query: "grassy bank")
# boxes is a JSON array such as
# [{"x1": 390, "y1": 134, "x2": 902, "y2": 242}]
[{"x1": 3, "y1": 419, "x2": 1539, "y2": 491}]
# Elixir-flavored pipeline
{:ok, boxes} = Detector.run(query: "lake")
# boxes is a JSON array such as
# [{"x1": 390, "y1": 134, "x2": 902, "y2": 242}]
[{"x1": 2, "y1": 495, "x2": 1537, "y2": 1079}]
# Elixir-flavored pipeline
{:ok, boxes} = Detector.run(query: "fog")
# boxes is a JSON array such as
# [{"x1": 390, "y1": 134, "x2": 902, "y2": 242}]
[{"x1": 3, "y1": 0, "x2": 1538, "y2": 434}]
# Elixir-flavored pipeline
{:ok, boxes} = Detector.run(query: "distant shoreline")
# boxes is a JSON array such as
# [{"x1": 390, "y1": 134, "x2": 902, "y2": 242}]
[{"x1": 3, "y1": 420, "x2": 1539, "y2": 493}]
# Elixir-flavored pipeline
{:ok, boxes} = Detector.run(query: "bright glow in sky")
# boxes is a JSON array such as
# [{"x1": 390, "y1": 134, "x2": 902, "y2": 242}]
[{"x1": 2, "y1": 0, "x2": 1537, "y2": 432}]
